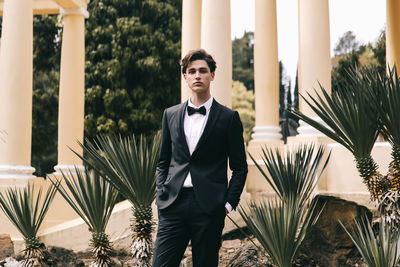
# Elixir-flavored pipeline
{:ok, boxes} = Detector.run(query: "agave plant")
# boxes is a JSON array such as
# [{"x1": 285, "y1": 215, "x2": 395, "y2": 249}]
[
  {"x1": 238, "y1": 197, "x2": 321, "y2": 267},
  {"x1": 50, "y1": 167, "x2": 119, "y2": 266},
  {"x1": 233, "y1": 144, "x2": 327, "y2": 266},
  {"x1": 0, "y1": 183, "x2": 58, "y2": 266},
  {"x1": 289, "y1": 65, "x2": 400, "y2": 227},
  {"x1": 249, "y1": 144, "x2": 330, "y2": 207},
  {"x1": 73, "y1": 133, "x2": 161, "y2": 267},
  {"x1": 341, "y1": 216, "x2": 400, "y2": 267}
]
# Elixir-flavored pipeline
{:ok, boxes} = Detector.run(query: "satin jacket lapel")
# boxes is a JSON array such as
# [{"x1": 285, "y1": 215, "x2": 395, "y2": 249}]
[
  {"x1": 193, "y1": 99, "x2": 221, "y2": 154},
  {"x1": 178, "y1": 101, "x2": 190, "y2": 156}
]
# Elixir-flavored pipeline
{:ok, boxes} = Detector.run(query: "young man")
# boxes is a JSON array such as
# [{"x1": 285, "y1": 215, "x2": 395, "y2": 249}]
[{"x1": 152, "y1": 49, "x2": 248, "y2": 267}]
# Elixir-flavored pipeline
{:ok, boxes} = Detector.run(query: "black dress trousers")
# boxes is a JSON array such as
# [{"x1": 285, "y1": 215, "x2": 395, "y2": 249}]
[{"x1": 152, "y1": 188, "x2": 226, "y2": 267}]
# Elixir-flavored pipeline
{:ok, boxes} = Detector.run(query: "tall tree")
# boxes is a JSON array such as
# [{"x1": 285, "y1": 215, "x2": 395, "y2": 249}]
[
  {"x1": 31, "y1": 15, "x2": 61, "y2": 177},
  {"x1": 334, "y1": 30, "x2": 361, "y2": 56},
  {"x1": 332, "y1": 30, "x2": 386, "y2": 90},
  {"x1": 293, "y1": 68, "x2": 299, "y2": 113},
  {"x1": 232, "y1": 31, "x2": 254, "y2": 91},
  {"x1": 372, "y1": 30, "x2": 386, "y2": 75},
  {"x1": 84, "y1": 0, "x2": 182, "y2": 140}
]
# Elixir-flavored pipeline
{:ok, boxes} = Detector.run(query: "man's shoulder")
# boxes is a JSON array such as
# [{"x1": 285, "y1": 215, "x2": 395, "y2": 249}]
[
  {"x1": 164, "y1": 102, "x2": 187, "y2": 117},
  {"x1": 164, "y1": 102, "x2": 186, "y2": 114},
  {"x1": 212, "y1": 99, "x2": 236, "y2": 116}
]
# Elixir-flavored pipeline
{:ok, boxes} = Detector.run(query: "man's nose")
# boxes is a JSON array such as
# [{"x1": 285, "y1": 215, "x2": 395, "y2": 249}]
[{"x1": 195, "y1": 71, "x2": 201, "y2": 78}]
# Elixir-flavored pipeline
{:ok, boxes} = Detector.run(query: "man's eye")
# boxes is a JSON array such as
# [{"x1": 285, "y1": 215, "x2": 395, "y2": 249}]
[
  {"x1": 199, "y1": 69, "x2": 208, "y2": 73},
  {"x1": 188, "y1": 70, "x2": 196, "y2": 74}
]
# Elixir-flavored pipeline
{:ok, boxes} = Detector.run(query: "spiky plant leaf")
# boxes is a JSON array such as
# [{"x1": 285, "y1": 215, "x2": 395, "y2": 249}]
[
  {"x1": 238, "y1": 197, "x2": 322, "y2": 267},
  {"x1": 0, "y1": 183, "x2": 58, "y2": 264},
  {"x1": 50, "y1": 167, "x2": 118, "y2": 266},
  {"x1": 73, "y1": 133, "x2": 161, "y2": 209},
  {"x1": 289, "y1": 67, "x2": 380, "y2": 160},
  {"x1": 50, "y1": 167, "x2": 118, "y2": 234},
  {"x1": 72, "y1": 133, "x2": 161, "y2": 266},
  {"x1": 341, "y1": 216, "x2": 400, "y2": 267},
  {"x1": 249, "y1": 144, "x2": 330, "y2": 206},
  {"x1": 369, "y1": 66, "x2": 400, "y2": 147}
]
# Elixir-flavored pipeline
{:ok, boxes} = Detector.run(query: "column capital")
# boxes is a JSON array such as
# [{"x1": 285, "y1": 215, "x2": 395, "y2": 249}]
[{"x1": 60, "y1": 7, "x2": 89, "y2": 18}]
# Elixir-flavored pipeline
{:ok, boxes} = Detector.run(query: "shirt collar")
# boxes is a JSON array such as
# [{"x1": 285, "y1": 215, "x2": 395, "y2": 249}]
[{"x1": 188, "y1": 96, "x2": 213, "y2": 111}]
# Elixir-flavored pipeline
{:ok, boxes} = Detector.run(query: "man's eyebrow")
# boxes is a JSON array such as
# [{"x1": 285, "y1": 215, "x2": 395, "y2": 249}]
[{"x1": 188, "y1": 67, "x2": 208, "y2": 70}]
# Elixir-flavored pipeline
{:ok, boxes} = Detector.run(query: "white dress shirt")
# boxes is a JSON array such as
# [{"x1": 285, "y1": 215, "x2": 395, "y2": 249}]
[{"x1": 182, "y1": 96, "x2": 232, "y2": 212}]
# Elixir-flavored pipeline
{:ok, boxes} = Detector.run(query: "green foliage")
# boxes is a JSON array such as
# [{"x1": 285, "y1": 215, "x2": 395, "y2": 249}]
[
  {"x1": 51, "y1": 167, "x2": 118, "y2": 234},
  {"x1": 279, "y1": 61, "x2": 298, "y2": 142},
  {"x1": 0, "y1": 183, "x2": 58, "y2": 241},
  {"x1": 334, "y1": 31, "x2": 361, "y2": 56},
  {"x1": 238, "y1": 198, "x2": 321, "y2": 267},
  {"x1": 74, "y1": 133, "x2": 161, "y2": 265},
  {"x1": 237, "y1": 144, "x2": 327, "y2": 267},
  {"x1": 0, "y1": 184, "x2": 58, "y2": 266},
  {"x1": 232, "y1": 81, "x2": 254, "y2": 143},
  {"x1": 74, "y1": 133, "x2": 161, "y2": 210},
  {"x1": 290, "y1": 67, "x2": 380, "y2": 159},
  {"x1": 0, "y1": 182, "x2": 58, "y2": 265},
  {"x1": 372, "y1": 30, "x2": 386, "y2": 76},
  {"x1": 249, "y1": 144, "x2": 330, "y2": 207},
  {"x1": 341, "y1": 217, "x2": 400, "y2": 267},
  {"x1": 331, "y1": 52, "x2": 360, "y2": 92},
  {"x1": 31, "y1": 15, "x2": 61, "y2": 177},
  {"x1": 51, "y1": 167, "x2": 118, "y2": 265},
  {"x1": 332, "y1": 30, "x2": 386, "y2": 90},
  {"x1": 84, "y1": 0, "x2": 182, "y2": 139},
  {"x1": 232, "y1": 31, "x2": 254, "y2": 91}
]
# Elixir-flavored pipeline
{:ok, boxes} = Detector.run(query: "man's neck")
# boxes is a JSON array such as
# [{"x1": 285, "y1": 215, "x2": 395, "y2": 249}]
[{"x1": 190, "y1": 92, "x2": 211, "y2": 107}]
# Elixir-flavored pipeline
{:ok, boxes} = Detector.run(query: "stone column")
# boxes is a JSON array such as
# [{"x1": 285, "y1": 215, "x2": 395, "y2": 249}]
[
  {"x1": 297, "y1": 0, "x2": 331, "y2": 136},
  {"x1": 386, "y1": 0, "x2": 400, "y2": 71},
  {"x1": 251, "y1": 0, "x2": 281, "y2": 142},
  {"x1": 201, "y1": 0, "x2": 232, "y2": 107},
  {"x1": 181, "y1": 0, "x2": 202, "y2": 103},
  {"x1": 53, "y1": 8, "x2": 88, "y2": 175},
  {"x1": 0, "y1": 0, "x2": 35, "y2": 179}
]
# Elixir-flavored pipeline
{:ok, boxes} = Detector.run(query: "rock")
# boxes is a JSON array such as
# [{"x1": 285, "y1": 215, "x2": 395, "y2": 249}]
[
  {"x1": 300, "y1": 195, "x2": 372, "y2": 267},
  {"x1": 0, "y1": 234, "x2": 14, "y2": 259},
  {"x1": 0, "y1": 257, "x2": 22, "y2": 267},
  {"x1": 180, "y1": 256, "x2": 192, "y2": 267},
  {"x1": 227, "y1": 243, "x2": 268, "y2": 267},
  {"x1": 222, "y1": 239, "x2": 241, "y2": 249}
]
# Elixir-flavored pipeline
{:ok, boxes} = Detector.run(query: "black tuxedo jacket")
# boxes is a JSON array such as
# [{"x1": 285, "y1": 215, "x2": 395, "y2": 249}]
[{"x1": 156, "y1": 99, "x2": 248, "y2": 214}]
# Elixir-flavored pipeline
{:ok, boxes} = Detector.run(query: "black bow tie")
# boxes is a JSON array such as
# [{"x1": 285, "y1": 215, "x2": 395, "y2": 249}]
[{"x1": 187, "y1": 106, "x2": 206, "y2": 116}]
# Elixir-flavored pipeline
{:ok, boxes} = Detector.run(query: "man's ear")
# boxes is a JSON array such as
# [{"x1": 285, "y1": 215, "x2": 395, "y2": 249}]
[
  {"x1": 183, "y1": 73, "x2": 187, "y2": 80},
  {"x1": 211, "y1": 72, "x2": 215, "y2": 80}
]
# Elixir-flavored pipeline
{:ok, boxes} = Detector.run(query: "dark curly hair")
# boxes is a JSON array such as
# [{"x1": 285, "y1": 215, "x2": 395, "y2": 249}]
[{"x1": 180, "y1": 49, "x2": 217, "y2": 74}]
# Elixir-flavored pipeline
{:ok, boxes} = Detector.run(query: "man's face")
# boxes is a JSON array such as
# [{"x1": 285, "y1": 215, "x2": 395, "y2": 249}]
[{"x1": 184, "y1": 60, "x2": 215, "y2": 95}]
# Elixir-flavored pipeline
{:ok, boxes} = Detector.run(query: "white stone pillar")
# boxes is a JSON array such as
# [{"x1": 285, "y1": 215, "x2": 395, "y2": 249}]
[
  {"x1": 386, "y1": 0, "x2": 400, "y2": 71},
  {"x1": 297, "y1": 0, "x2": 331, "y2": 137},
  {"x1": 53, "y1": 8, "x2": 88, "y2": 175},
  {"x1": 251, "y1": 0, "x2": 281, "y2": 142},
  {"x1": 0, "y1": 0, "x2": 35, "y2": 179},
  {"x1": 201, "y1": 0, "x2": 232, "y2": 107},
  {"x1": 181, "y1": 0, "x2": 202, "y2": 103}
]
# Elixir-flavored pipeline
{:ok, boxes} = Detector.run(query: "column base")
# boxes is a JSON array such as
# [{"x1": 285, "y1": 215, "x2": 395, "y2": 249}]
[
  {"x1": 251, "y1": 125, "x2": 282, "y2": 142},
  {"x1": 0, "y1": 165, "x2": 35, "y2": 179},
  {"x1": 297, "y1": 118, "x2": 327, "y2": 137},
  {"x1": 53, "y1": 164, "x2": 85, "y2": 176}
]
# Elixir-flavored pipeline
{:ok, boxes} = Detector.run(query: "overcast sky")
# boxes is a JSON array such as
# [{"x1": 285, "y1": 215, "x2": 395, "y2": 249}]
[{"x1": 231, "y1": 0, "x2": 386, "y2": 86}]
